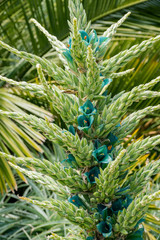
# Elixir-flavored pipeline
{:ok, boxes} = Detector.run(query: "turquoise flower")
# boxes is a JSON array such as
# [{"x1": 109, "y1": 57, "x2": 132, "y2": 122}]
[
  {"x1": 111, "y1": 198, "x2": 123, "y2": 214},
  {"x1": 92, "y1": 145, "x2": 112, "y2": 164},
  {"x1": 69, "y1": 125, "x2": 75, "y2": 135},
  {"x1": 67, "y1": 29, "x2": 109, "y2": 51},
  {"x1": 106, "y1": 144, "x2": 114, "y2": 153},
  {"x1": 84, "y1": 166, "x2": 100, "y2": 184},
  {"x1": 79, "y1": 100, "x2": 97, "y2": 116},
  {"x1": 67, "y1": 37, "x2": 72, "y2": 49},
  {"x1": 96, "y1": 204, "x2": 113, "y2": 238},
  {"x1": 68, "y1": 195, "x2": 84, "y2": 208},
  {"x1": 99, "y1": 73, "x2": 112, "y2": 96},
  {"x1": 97, "y1": 204, "x2": 107, "y2": 214},
  {"x1": 61, "y1": 154, "x2": 76, "y2": 168},
  {"x1": 77, "y1": 115, "x2": 94, "y2": 131},
  {"x1": 97, "y1": 205, "x2": 109, "y2": 221},
  {"x1": 67, "y1": 30, "x2": 89, "y2": 50},
  {"x1": 98, "y1": 204, "x2": 114, "y2": 223},
  {"x1": 79, "y1": 30, "x2": 90, "y2": 43},
  {"x1": 95, "y1": 37, "x2": 110, "y2": 57},
  {"x1": 96, "y1": 221, "x2": 112, "y2": 238},
  {"x1": 106, "y1": 132, "x2": 118, "y2": 153},
  {"x1": 111, "y1": 195, "x2": 132, "y2": 215},
  {"x1": 62, "y1": 49, "x2": 73, "y2": 63},
  {"x1": 126, "y1": 228, "x2": 144, "y2": 240},
  {"x1": 90, "y1": 30, "x2": 109, "y2": 51},
  {"x1": 98, "y1": 36, "x2": 109, "y2": 46},
  {"x1": 102, "y1": 78, "x2": 112, "y2": 88},
  {"x1": 89, "y1": 30, "x2": 110, "y2": 52},
  {"x1": 92, "y1": 31, "x2": 110, "y2": 53},
  {"x1": 107, "y1": 132, "x2": 118, "y2": 144}
]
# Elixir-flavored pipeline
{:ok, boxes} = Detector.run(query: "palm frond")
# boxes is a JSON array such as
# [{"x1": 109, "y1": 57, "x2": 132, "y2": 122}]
[{"x1": 0, "y1": 88, "x2": 53, "y2": 193}]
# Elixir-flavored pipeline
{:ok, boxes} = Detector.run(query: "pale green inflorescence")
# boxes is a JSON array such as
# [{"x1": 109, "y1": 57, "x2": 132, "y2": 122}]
[{"x1": 0, "y1": 0, "x2": 160, "y2": 239}]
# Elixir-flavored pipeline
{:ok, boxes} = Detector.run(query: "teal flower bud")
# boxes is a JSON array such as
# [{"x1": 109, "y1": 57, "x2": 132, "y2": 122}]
[
  {"x1": 68, "y1": 195, "x2": 84, "y2": 208},
  {"x1": 67, "y1": 30, "x2": 89, "y2": 50},
  {"x1": 77, "y1": 115, "x2": 94, "y2": 131},
  {"x1": 67, "y1": 38, "x2": 72, "y2": 49},
  {"x1": 106, "y1": 132, "x2": 118, "y2": 153},
  {"x1": 79, "y1": 30, "x2": 89, "y2": 43},
  {"x1": 79, "y1": 100, "x2": 97, "y2": 116},
  {"x1": 107, "y1": 132, "x2": 118, "y2": 144},
  {"x1": 61, "y1": 154, "x2": 76, "y2": 168},
  {"x1": 96, "y1": 221, "x2": 112, "y2": 238},
  {"x1": 95, "y1": 36, "x2": 110, "y2": 52},
  {"x1": 102, "y1": 78, "x2": 112, "y2": 88},
  {"x1": 66, "y1": 29, "x2": 109, "y2": 54},
  {"x1": 98, "y1": 36, "x2": 109, "y2": 46},
  {"x1": 95, "y1": 36, "x2": 110, "y2": 57},
  {"x1": 69, "y1": 125, "x2": 75, "y2": 135},
  {"x1": 111, "y1": 195, "x2": 132, "y2": 214},
  {"x1": 92, "y1": 145, "x2": 112, "y2": 164},
  {"x1": 97, "y1": 204, "x2": 113, "y2": 222},
  {"x1": 62, "y1": 49, "x2": 73, "y2": 62},
  {"x1": 84, "y1": 166, "x2": 100, "y2": 184},
  {"x1": 100, "y1": 73, "x2": 112, "y2": 96}
]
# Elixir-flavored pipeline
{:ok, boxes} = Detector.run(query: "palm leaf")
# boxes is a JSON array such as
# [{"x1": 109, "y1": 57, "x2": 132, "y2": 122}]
[{"x1": 0, "y1": 88, "x2": 53, "y2": 193}]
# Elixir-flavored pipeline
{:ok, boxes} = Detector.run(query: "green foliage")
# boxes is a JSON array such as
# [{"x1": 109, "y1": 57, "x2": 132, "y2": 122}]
[
  {"x1": 116, "y1": 191, "x2": 160, "y2": 234},
  {"x1": 0, "y1": 0, "x2": 160, "y2": 239},
  {"x1": 0, "y1": 180, "x2": 71, "y2": 240}
]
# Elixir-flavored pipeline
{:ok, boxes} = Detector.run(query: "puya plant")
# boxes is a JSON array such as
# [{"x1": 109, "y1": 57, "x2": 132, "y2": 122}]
[{"x1": 0, "y1": 0, "x2": 160, "y2": 239}]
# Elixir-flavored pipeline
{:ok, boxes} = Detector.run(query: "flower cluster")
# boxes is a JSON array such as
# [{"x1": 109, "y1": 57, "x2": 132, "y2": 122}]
[
  {"x1": 77, "y1": 100, "x2": 96, "y2": 132},
  {"x1": 63, "y1": 29, "x2": 110, "y2": 63},
  {"x1": 60, "y1": 96, "x2": 145, "y2": 239},
  {"x1": 60, "y1": 98, "x2": 145, "y2": 239}
]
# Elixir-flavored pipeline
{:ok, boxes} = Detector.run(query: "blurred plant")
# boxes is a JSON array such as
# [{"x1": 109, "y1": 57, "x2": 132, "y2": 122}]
[{"x1": 0, "y1": 178, "x2": 71, "y2": 240}]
